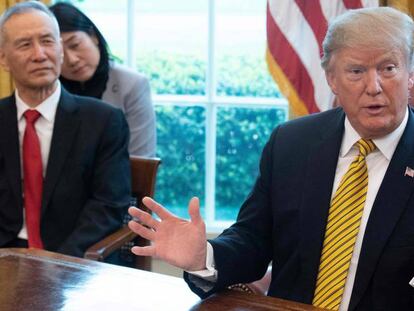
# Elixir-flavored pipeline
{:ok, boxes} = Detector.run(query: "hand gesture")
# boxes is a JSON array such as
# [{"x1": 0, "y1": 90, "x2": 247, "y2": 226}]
[{"x1": 128, "y1": 196, "x2": 207, "y2": 271}]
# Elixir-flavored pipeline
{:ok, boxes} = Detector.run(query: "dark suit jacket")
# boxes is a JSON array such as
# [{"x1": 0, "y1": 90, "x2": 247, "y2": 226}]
[
  {"x1": 186, "y1": 107, "x2": 414, "y2": 310},
  {"x1": 0, "y1": 88, "x2": 131, "y2": 257}
]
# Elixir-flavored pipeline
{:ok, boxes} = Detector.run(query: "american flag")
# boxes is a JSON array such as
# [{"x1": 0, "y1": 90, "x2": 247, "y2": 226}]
[{"x1": 266, "y1": 0, "x2": 378, "y2": 117}]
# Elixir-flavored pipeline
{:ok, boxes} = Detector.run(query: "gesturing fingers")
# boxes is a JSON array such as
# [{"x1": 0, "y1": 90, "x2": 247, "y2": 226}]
[
  {"x1": 188, "y1": 197, "x2": 203, "y2": 226},
  {"x1": 128, "y1": 206, "x2": 160, "y2": 230},
  {"x1": 131, "y1": 245, "x2": 156, "y2": 257},
  {"x1": 128, "y1": 220, "x2": 156, "y2": 241},
  {"x1": 142, "y1": 197, "x2": 174, "y2": 220}
]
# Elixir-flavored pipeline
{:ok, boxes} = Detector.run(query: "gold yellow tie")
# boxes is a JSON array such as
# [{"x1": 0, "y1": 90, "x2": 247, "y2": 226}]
[{"x1": 312, "y1": 139, "x2": 376, "y2": 310}]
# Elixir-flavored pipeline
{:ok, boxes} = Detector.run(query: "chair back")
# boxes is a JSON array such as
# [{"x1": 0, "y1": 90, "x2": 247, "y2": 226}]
[
  {"x1": 128, "y1": 156, "x2": 161, "y2": 269},
  {"x1": 84, "y1": 156, "x2": 161, "y2": 270},
  {"x1": 130, "y1": 156, "x2": 161, "y2": 210}
]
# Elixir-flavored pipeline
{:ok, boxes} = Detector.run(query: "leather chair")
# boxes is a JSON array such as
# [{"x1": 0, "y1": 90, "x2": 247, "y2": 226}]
[{"x1": 84, "y1": 156, "x2": 161, "y2": 270}]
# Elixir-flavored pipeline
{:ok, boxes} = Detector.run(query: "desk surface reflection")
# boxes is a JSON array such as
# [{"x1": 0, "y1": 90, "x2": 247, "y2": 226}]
[{"x1": 0, "y1": 248, "x2": 325, "y2": 311}]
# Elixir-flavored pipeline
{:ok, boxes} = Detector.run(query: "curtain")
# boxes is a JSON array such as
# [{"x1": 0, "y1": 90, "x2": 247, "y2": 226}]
[
  {"x1": 266, "y1": 0, "x2": 379, "y2": 118},
  {"x1": 380, "y1": 0, "x2": 414, "y2": 15},
  {"x1": 266, "y1": 1, "x2": 413, "y2": 118},
  {"x1": 0, "y1": 0, "x2": 50, "y2": 98}
]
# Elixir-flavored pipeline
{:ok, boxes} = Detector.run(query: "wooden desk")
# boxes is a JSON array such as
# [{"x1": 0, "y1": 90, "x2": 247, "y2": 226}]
[{"x1": 0, "y1": 248, "x2": 325, "y2": 311}]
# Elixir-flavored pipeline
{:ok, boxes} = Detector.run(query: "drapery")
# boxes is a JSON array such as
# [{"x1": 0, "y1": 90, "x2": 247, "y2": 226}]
[
  {"x1": 266, "y1": 0, "x2": 380, "y2": 117},
  {"x1": 380, "y1": 0, "x2": 414, "y2": 15},
  {"x1": 0, "y1": 0, "x2": 50, "y2": 98}
]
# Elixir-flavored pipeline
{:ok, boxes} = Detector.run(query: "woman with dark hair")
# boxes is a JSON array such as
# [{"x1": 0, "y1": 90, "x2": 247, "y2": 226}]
[{"x1": 49, "y1": 2, "x2": 156, "y2": 156}]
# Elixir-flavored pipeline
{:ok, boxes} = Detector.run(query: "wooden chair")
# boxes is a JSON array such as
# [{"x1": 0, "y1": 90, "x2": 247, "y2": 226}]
[{"x1": 84, "y1": 156, "x2": 161, "y2": 270}]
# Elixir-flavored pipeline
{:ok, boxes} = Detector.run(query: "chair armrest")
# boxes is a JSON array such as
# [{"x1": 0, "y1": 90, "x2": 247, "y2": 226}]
[{"x1": 84, "y1": 226, "x2": 136, "y2": 261}]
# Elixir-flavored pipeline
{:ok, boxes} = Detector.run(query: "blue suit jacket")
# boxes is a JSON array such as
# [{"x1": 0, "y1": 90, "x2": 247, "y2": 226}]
[
  {"x1": 0, "y1": 88, "x2": 131, "y2": 257},
  {"x1": 186, "y1": 107, "x2": 414, "y2": 310}
]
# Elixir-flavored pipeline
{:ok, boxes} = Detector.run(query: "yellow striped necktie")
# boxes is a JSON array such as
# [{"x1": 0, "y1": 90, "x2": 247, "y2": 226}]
[{"x1": 312, "y1": 139, "x2": 376, "y2": 310}]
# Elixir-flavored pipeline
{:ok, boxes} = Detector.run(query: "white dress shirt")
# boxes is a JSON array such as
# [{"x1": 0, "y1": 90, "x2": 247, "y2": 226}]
[
  {"x1": 190, "y1": 107, "x2": 409, "y2": 310},
  {"x1": 337, "y1": 109, "x2": 407, "y2": 310},
  {"x1": 16, "y1": 82, "x2": 61, "y2": 239}
]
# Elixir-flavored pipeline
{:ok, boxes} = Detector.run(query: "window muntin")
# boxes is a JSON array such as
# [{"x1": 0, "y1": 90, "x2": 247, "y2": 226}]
[{"x1": 61, "y1": 0, "x2": 288, "y2": 227}]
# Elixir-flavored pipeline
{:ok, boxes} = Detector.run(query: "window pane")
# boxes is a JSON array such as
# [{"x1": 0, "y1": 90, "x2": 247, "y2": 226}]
[
  {"x1": 215, "y1": 107, "x2": 286, "y2": 220},
  {"x1": 155, "y1": 105, "x2": 206, "y2": 218},
  {"x1": 75, "y1": 0, "x2": 128, "y2": 61},
  {"x1": 216, "y1": 0, "x2": 280, "y2": 97},
  {"x1": 135, "y1": 0, "x2": 207, "y2": 95}
]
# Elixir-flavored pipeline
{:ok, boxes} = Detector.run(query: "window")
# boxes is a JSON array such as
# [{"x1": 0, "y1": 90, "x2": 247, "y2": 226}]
[{"x1": 59, "y1": 0, "x2": 288, "y2": 228}]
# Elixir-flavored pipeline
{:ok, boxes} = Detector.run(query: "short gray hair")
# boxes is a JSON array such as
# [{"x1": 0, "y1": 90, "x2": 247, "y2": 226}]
[
  {"x1": 0, "y1": 1, "x2": 60, "y2": 46},
  {"x1": 322, "y1": 7, "x2": 414, "y2": 71}
]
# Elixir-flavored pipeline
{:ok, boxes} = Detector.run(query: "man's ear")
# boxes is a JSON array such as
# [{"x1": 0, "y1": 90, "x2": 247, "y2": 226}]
[
  {"x1": 408, "y1": 72, "x2": 414, "y2": 89},
  {"x1": 58, "y1": 39, "x2": 64, "y2": 65},
  {"x1": 0, "y1": 48, "x2": 10, "y2": 72},
  {"x1": 326, "y1": 70, "x2": 338, "y2": 95}
]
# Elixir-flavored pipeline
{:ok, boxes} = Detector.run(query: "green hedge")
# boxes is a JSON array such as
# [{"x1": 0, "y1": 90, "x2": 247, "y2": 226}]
[
  {"x1": 138, "y1": 52, "x2": 286, "y2": 220},
  {"x1": 136, "y1": 51, "x2": 281, "y2": 97}
]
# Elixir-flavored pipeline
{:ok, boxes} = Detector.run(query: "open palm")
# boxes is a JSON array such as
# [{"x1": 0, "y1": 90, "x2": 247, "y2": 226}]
[{"x1": 128, "y1": 196, "x2": 207, "y2": 271}]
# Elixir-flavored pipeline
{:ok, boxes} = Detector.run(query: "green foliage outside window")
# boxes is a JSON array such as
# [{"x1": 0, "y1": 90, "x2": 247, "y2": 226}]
[
  {"x1": 137, "y1": 52, "x2": 287, "y2": 220},
  {"x1": 154, "y1": 105, "x2": 206, "y2": 217},
  {"x1": 216, "y1": 107, "x2": 286, "y2": 220},
  {"x1": 137, "y1": 51, "x2": 281, "y2": 97},
  {"x1": 216, "y1": 54, "x2": 281, "y2": 98}
]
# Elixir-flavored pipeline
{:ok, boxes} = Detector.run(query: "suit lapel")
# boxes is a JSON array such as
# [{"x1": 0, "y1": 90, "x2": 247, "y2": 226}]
[
  {"x1": 349, "y1": 109, "x2": 414, "y2": 310},
  {"x1": 298, "y1": 108, "x2": 345, "y2": 303},
  {"x1": 0, "y1": 96, "x2": 22, "y2": 205},
  {"x1": 42, "y1": 89, "x2": 80, "y2": 213}
]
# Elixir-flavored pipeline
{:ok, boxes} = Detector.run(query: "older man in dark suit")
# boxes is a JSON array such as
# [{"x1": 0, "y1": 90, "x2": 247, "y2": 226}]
[
  {"x1": 0, "y1": 1, "x2": 130, "y2": 257},
  {"x1": 128, "y1": 6, "x2": 414, "y2": 311}
]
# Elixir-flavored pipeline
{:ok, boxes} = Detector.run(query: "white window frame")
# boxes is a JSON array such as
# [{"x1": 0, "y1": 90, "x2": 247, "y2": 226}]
[{"x1": 119, "y1": 0, "x2": 288, "y2": 229}]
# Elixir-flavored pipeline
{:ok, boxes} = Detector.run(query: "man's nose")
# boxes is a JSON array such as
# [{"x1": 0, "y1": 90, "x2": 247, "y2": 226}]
[
  {"x1": 365, "y1": 70, "x2": 382, "y2": 96},
  {"x1": 31, "y1": 43, "x2": 47, "y2": 61}
]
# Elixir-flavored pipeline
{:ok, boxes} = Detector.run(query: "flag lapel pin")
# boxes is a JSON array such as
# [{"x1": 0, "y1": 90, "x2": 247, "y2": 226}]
[{"x1": 404, "y1": 166, "x2": 414, "y2": 178}]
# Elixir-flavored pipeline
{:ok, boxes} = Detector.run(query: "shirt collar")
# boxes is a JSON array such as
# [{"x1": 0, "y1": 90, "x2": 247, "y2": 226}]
[
  {"x1": 341, "y1": 106, "x2": 409, "y2": 160},
  {"x1": 15, "y1": 81, "x2": 61, "y2": 122}
]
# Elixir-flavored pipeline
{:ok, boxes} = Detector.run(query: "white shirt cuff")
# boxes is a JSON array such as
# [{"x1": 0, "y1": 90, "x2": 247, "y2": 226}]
[
  {"x1": 186, "y1": 242, "x2": 217, "y2": 282},
  {"x1": 409, "y1": 276, "x2": 414, "y2": 287}
]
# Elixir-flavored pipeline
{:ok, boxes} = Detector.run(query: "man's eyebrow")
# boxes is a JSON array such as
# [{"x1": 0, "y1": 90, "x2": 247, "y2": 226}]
[
  {"x1": 343, "y1": 61, "x2": 364, "y2": 69},
  {"x1": 378, "y1": 57, "x2": 399, "y2": 65},
  {"x1": 13, "y1": 37, "x2": 31, "y2": 46},
  {"x1": 39, "y1": 33, "x2": 57, "y2": 41}
]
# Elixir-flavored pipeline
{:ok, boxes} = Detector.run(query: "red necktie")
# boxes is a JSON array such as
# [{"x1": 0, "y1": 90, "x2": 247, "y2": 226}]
[{"x1": 23, "y1": 110, "x2": 44, "y2": 249}]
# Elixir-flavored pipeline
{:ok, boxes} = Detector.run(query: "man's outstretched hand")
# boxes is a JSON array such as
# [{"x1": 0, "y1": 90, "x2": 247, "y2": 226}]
[{"x1": 128, "y1": 196, "x2": 207, "y2": 271}]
